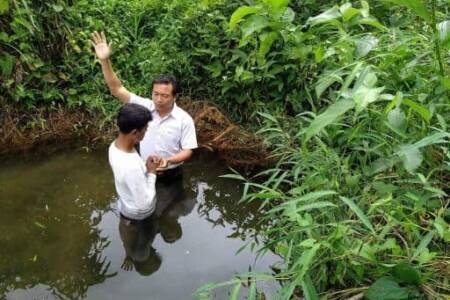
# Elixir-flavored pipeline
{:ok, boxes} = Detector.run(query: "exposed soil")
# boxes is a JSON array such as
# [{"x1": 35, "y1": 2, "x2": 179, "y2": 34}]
[{"x1": 1, "y1": 100, "x2": 273, "y2": 171}]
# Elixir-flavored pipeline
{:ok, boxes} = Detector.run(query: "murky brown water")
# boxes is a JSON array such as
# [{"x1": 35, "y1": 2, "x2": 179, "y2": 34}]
[{"x1": 0, "y1": 148, "x2": 279, "y2": 300}]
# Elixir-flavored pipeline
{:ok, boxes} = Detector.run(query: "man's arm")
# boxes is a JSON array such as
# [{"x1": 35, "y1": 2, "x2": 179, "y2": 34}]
[
  {"x1": 167, "y1": 149, "x2": 193, "y2": 165},
  {"x1": 91, "y1": 31, "x2": 131, "y2": 103},
  {"x1": 125, "y1": 158, "x2": 160, "y2": 212},
  {"x1": 160, "y1": 118, "x2": 197, "y2": 168}
]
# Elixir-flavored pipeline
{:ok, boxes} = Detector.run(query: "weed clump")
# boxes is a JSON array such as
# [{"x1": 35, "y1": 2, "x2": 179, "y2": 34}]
[{"x1": 181, "y1": 100, "x2": 273, "y2": 171}]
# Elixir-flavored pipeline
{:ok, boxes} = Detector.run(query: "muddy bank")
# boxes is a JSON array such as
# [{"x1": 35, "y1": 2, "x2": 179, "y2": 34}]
[
  {"x1": 0, "y1": 105, "x2": 113, "y2": 155},
  {"x1": 1, "y1": 101, "x2": 273, "y2": 171}
]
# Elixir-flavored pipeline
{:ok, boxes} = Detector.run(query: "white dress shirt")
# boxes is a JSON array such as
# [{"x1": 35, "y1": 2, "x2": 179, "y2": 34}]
[
  {"x1": 108, "y1": 142, "x2": 156, "y2": 220},
  {"x1": 129, "y1": 93, "x2": 198, "y2": 169}
]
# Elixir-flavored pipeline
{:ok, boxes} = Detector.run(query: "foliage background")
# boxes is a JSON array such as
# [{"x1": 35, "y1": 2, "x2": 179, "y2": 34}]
[{"x1": 1, "y1": 0, "x2": 449, "y2": 299}]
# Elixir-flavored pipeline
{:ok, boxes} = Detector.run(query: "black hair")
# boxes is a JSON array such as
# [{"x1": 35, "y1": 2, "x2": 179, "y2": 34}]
[
  {"x1": 117, "y1": 103, "x2": 152, "y2": 134},
  {"x1": 152, "y1": 74, "x2": 180, "y2": 96}
]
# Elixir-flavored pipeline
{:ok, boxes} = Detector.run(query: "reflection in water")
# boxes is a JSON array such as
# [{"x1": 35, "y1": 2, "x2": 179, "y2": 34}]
[
  {"x1": 0, "y1": 149, "x2": 278, "y2": 300},
  {"x1": 117, "y1": 175, "x2": 196, "y2": 276},
  {"x1": 0, "y1": 151, "x2": 117, "y2": 300},
  {"x1": 119, "y1": 217, "x2": 161, "y2": 276},
  {"x1": 156, "y1": 176, "x2": 196, "y2": 244}
]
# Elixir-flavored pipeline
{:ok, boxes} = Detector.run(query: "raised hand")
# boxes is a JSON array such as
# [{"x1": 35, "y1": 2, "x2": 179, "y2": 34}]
[{"x1": 91, "y1": 31, "x2": 111, "y2": 60}]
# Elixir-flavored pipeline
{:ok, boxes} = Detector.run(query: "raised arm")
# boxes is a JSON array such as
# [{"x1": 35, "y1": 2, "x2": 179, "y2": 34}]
[{"x1": 91, "y1": 31, "x2": 131, "y2": 103}]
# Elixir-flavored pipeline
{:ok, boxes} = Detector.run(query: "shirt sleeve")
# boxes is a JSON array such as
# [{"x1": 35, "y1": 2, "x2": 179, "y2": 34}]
[
  {"x1": 181, "y1": 117, "x2": 198, "y2": 150},
  {"x1": 123, "y1": 168, "x2": 157, "y2": 213},
  {"x1": 129, "y1": 93, "x2": 154, "y2": 111}
]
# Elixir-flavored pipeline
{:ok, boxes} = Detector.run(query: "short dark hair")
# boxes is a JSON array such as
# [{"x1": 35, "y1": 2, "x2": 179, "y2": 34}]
[
  {"x1": 117, "y1": 103, "x2": 152, "y2": 134},
  {"x1": 152, "y1": 74, "x2": 179, "y2": 96}
]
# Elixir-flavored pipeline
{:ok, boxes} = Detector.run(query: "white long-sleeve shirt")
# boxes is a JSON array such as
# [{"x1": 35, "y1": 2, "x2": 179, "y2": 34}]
[{"x1": 108, "y1": 141, "x2": 156, "y2": 220}]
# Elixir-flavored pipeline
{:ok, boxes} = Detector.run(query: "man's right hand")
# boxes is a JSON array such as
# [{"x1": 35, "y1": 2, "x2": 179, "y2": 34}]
[
  {"x1": 91, "y1": 31, "x2": 111, "y2": 61},
  {"x1": 146, "y1": 156, "x2": 161, "y2": 174}
]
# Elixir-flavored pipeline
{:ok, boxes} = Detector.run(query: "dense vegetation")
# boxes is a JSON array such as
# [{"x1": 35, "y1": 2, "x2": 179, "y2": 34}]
[{"x1": 1, "y1": 0, "x2": 449, "y2": 299}]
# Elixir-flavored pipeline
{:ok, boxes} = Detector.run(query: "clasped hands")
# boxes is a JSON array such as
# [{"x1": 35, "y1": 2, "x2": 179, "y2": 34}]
[{"x1": 146, "y1": 156, "x2": 169, "y2": 174}]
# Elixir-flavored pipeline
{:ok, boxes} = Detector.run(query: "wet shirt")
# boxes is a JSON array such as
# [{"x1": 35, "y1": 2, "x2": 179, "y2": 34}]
[
  {"x1": 108, "y1": 142, "x2": 156, "y2": 220},
  {"x1": 129, "y1": 93, "x2": 198, "y2": 169}
]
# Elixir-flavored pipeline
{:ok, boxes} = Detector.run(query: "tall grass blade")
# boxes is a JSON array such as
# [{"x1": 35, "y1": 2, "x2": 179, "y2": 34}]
[
  {"x1": 301, "y1": 273, "x2": 320, "y2": 300},
  {"x1": 340, "y1": 196, "x2": 375, "y2": 233}
]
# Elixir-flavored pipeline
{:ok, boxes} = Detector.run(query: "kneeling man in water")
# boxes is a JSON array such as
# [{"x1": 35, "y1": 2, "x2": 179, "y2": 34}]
[{"x1": 109, "y1": 103, "x2": 161, "y2": 220}]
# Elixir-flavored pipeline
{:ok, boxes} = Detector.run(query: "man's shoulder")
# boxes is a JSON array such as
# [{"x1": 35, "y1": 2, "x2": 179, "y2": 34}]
[
  {"x1": 130, "y1": 93, "x2": 154, "y2": 110},
  {"x1": 173, "y1": 104, "x2": 194, "y2": 123}
]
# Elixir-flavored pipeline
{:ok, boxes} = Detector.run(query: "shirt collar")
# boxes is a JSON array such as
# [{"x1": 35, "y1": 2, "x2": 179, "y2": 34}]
[{"x1": 151, "y1": 102, "x2": 182, "y2": 120}]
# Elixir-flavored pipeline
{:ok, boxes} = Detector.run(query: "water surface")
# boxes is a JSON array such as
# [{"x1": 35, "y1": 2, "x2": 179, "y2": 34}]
[{"x1": 0, "y1": 148, "x2": 278, "y2": 299}]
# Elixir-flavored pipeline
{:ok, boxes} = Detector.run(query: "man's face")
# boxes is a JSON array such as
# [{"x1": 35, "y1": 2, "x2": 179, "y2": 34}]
[
  {"x1": 133, "y1": 124, "x2": 148, "y2": 144},
  {"x1": 152, "y1": 83, "x2": 175, "y2": 111}
]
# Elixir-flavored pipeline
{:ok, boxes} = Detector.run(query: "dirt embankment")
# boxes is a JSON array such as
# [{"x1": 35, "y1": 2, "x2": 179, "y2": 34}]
[{"x1": 1, "y1": 100, "x2": 273, "y2": 171}]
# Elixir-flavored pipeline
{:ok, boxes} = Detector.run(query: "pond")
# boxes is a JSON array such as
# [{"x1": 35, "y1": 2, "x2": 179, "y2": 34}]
[{"x1": 0, "y1": 148, "x2": 279, "y2": 300}]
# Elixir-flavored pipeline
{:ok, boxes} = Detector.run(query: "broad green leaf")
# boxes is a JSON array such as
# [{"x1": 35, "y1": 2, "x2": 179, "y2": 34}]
[
  {"x1": 263, "y1": 0, "x2": 289, "y2": 17},
  {"x1": 229, "y1": 282, "x2": 241, "y2": 300},
  {"x1": 229, "y1": 6, "x2": 260, "y2": 30},
  {"x1": 240, "y1": 15, "x2": 269, "y2": 39},
  {"x1": 353, "y1": 86, "x2": 384, "y2": 112},
  {"x1": 315, "y1": 73, "x2": 343, "y2": 98},
  {"x1": 203, "y1": 61, "x2": 223, "y2": 78},
  {"x1": 434, "y1": 217, "x2": 450, "y2": 242},
  {"x1": 52, "y1": 4, "x2": 64, "y2": 12},
  {"x1": 385, "y1": 91, "x2": 403, "y2": 113},
  {"x1": 372, "y1": 182, "x2": 398, "y2": 194},
  {"x1": 281, "y1": 7, "x2": 295, "y2": 23},
  {"x1": 412, "y1": 231, "x2": 435, "y2": 260},
  {"x1": 393, "y1": 133, "x2": 449, "y2": 171},
  {"x1": 340, "y1": 3, "x2": 360, "y2": 22},
  {"x1": 417, "y1": 248, "x2": 436, "y2": 265},
  {"x1": 387, "y1": 108, "x2": 406, "y2": 129},
  {"x1": 402, "y1": 99, "x2": 430, "y2": 122},
  {"x1": 436, "y1": 114, "x2": 447, "y2": 131},
  {"x1": 304, "y1": 100, "x2": 355, "y2": 142},
  {"x1": 301, "y1": 274, "x2": 319, "y2": 300},
  {"x1": 356, "y1": 35, "x2": 378, "y2": 58},
  {"x1": 257, "y1": 32, "x2": 278, "y2": 64},
  {"x1": 0, "y1": 54, "x2": 15, "y2": 77},
  {"x1": 0, "y1": 0, "x2": 8, "y2": 14},
  {"x1": 384, "y1": 0, "x2": 430, "y2": 22},
  {"x1": 440, "y1": 76, "x2": 450, "y2": 91},
  {"x1": 353, "y1": 66, "x2": 377, "y2": 89},
  {"x1": 351, "y1": 66, "x2": 378, "y2": 110},
  {"x1": 297, "y1": 244, "x2": 320, "y2": 279},
  {"x1": 393, "y1": 263, "x2": 421, "y2": 285},
  {"x1": 299, "y1": 239, "x2": 317, "y2": 248},
  {"x1": 307, "y1": 6, "x2": 341, "y2": 26},
  {"x1": 398, "y1": 146, "x2": 423, "y2": 173},
  {"x1": 437, "y1": 21, "x2": 450, "y2": 48},
  {"x1": 0, "y1": 32, "x2": 8, "y2": 42},
  {"x1": 365, "y1": 277, "x2": 409, "y2": 300},
  {"x1": 340, "y1": 196, "x2": 375, "y2": 233},
  {"x1": 357, "y1": 18, "x2": 387, "y2": 30}
]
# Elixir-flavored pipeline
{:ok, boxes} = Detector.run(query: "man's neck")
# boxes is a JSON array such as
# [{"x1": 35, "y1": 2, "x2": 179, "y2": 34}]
[
  {"x1": 115, "y1": 135, "x2": 136, "y2": 153},
  {"x1": 157, "y1": 103, "x2": 175, "y2": 118}
]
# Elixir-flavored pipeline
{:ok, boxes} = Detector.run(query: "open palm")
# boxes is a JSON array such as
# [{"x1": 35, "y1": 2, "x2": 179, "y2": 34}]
[{"x1": 91, "y1": 31, "x2": 111, "y2": 60}]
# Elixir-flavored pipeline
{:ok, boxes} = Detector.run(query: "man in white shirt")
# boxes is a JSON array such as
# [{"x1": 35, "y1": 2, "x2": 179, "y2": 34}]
[
  {"x1": 92, "y1": 31, "x2": 197, "y2": 179},
  {"x1": 109, "y1": 103, "x2": 161, "y2": 221}
]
